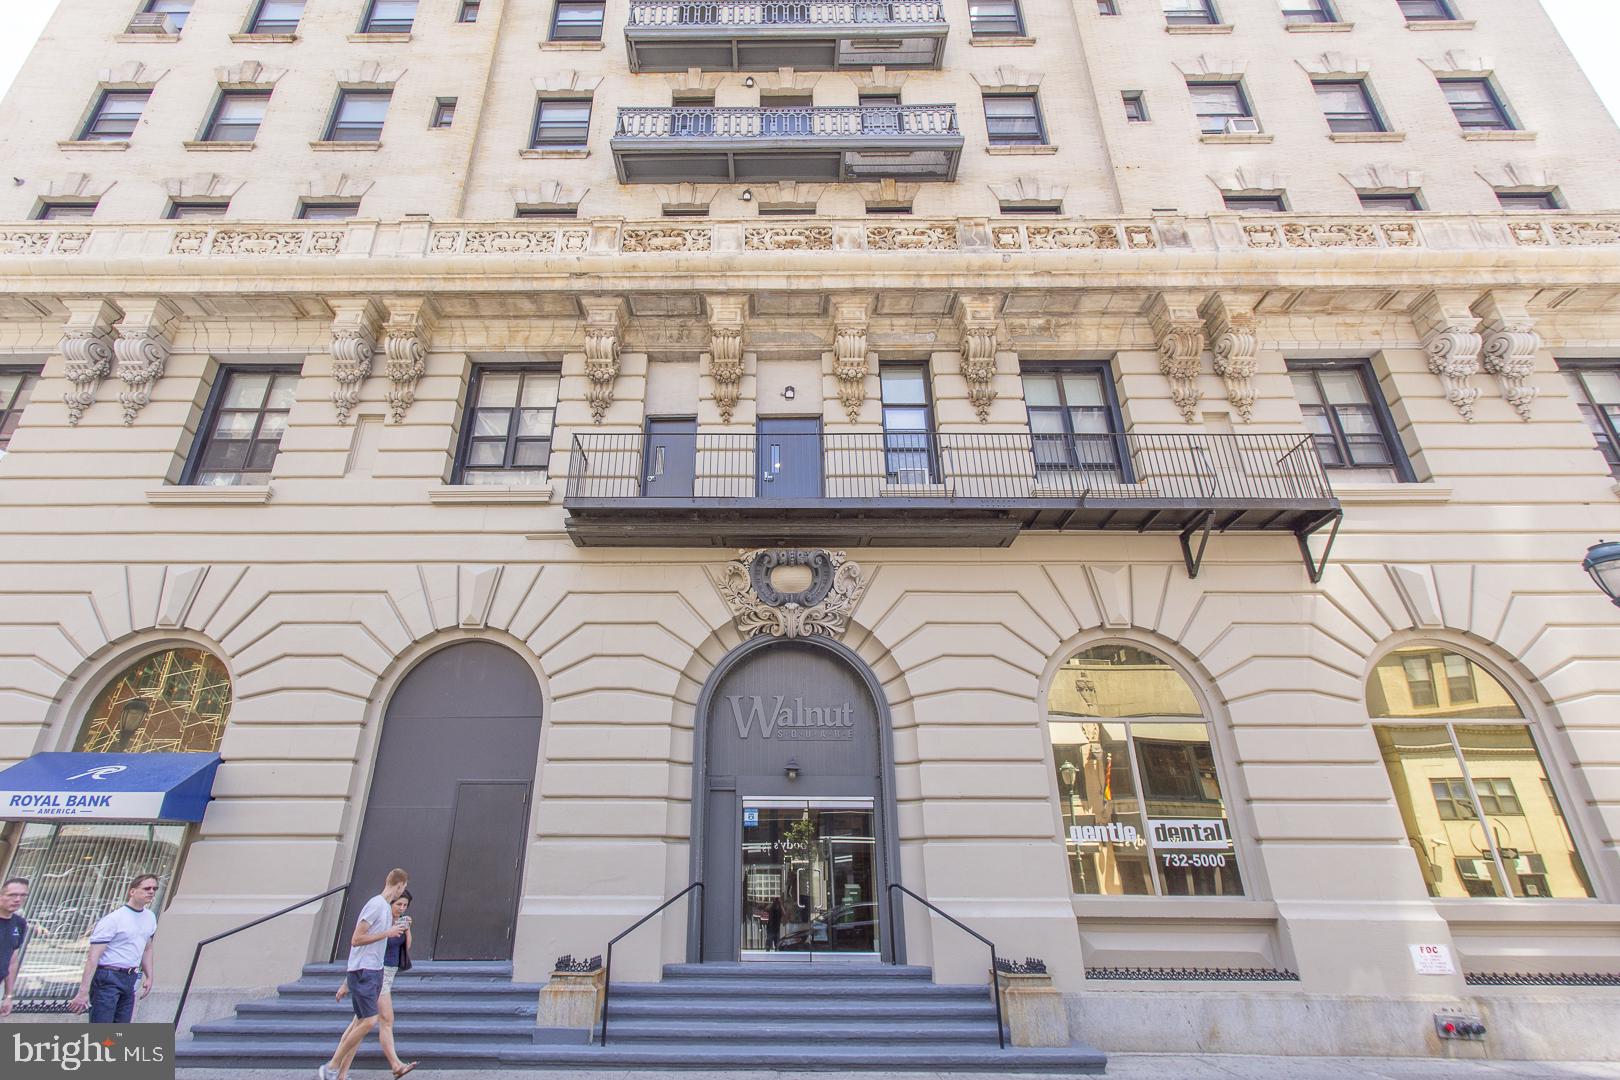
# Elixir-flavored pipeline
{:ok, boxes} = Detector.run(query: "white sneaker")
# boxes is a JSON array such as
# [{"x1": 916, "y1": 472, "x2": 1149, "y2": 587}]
[{"x1": 317, "y1": 1065, "x2": 333, "y2": 1080}]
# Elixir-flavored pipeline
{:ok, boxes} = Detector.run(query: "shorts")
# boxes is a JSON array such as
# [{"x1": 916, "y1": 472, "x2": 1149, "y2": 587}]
[
  {"x1": 381, "y1": 965, "x2": 398, "y2": 996},
  {"x1": 346, "y1": 967, "x2": 383, "y2": 1020}
]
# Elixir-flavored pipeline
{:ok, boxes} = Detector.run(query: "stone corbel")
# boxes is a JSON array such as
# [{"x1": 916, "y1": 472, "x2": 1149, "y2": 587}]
[
  {"x1": 59, "y1": 299, "x2": 121, "y2": 426},
  {"x1": 705, "y1": 294, "x2": 746, "y2": 423},
  {"x1": 112, "y1": 298, "x2": 180, "y2": 425},
  {"x1": 382, "y1": 296, "x2": 438, "y2": 424},
  {"x1": 1146, "y1": 292, "x2": 1207, "y2": 423},
  {"x1": 580, "y1": 296, "x2": 627, "y2": 423},
  {"x1": 1473, "y1": 290, "x2": 1540, "y2": 421},
  {"x1": 1412, "y1": 291, "x2": 1484, "y2": 421},
  {"x1": 1199, "y1": 293, "x2": 1260, "y2": 422},
  {"x1": 328, "y1": 297, "x2": 384, "y2": 425},
  {"x1": 954, "y1": 294, "x2": 1001, "y2": 423},
  {"x1": 830, "y1": 298, "x2": 871, "y2": 423}
]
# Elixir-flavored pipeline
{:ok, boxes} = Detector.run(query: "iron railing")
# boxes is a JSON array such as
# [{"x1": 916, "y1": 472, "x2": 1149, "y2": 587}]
[
  {"x1": 599, "y1": 882, "x2": 705, "y2": 1046},
  {"x1": 614, "y1": 104, "x2": 960, "y2": 140},
  {"x1": 885, "y1": 883, "x2": 1004, "y2": 1049},
  {"x1": 566, "y1": 431, "x2": 1335, "y2": 504},
  {"x1": 627, "y1": 0, "x2": 947, "y2": 26}
]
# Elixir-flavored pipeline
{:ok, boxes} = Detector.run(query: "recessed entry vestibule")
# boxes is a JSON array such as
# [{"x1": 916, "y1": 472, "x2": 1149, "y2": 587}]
[{"x1": 693, "y1": 636, "x2": 904, "y2": 963}]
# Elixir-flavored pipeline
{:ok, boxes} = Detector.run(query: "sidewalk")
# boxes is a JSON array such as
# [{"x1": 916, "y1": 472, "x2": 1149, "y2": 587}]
[{"x1": 176, "y1": 1056, "x2": 1620, "y2": 1080}]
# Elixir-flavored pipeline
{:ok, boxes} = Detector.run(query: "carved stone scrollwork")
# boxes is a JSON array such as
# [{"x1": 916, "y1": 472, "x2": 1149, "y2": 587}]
[
  {"x1": 1414, "y1": 292, "x2": 1483, "y2": 422},
  {"x1": 1147, "y1": 293, "x2": 1206, "y2": 424},
  {"x1": 327, "y1": 298, "x2": 383, "y2": 425},
  {"x1": 382, "y1": 298, "x2": 437, "y2": 424},
  {"x1": 581, "y1": 297, "x2": 627, "y2": 424},
  {"x1": 717, "y1": 548, "x2": 868, "y2": 640},
  {"x1": 833, "y1": 324, "x2": 869, "y2": 423},
  {"x1": 1200, "y1": 294, "x2": 1259, "y2": 423},
  {"x1": 112, "y1": 299, "x2": 179, "y2": 426},
  {"x1": 954, "y1": 294, "x2": 1001, "y2": 423},
  {"x1": 59, "y1": 300, "x2": 120, "y2": 426},
  {"x1": 1474, "y1": 292, "x2": 1540, "y2": 422},
  {"x1": 709, "y1": 327, "x2": 743, "y2": 423}
]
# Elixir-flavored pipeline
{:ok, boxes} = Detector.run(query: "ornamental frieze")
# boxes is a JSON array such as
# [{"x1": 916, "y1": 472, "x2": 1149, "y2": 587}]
[{"x1": 718, "y1": 549, "x2": 868, "y2": 641}]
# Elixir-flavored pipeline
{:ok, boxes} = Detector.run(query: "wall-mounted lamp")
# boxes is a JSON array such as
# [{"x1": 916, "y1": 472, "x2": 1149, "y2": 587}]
[
  {"x1": 740, "y1": 189, "x2": 753, "y2": 202},
  {"x1": 781, "y1": 385, "x2": 796, "y2": 400},
  {"x1": 1058, "y1": 759, "x2": 1079, "y2": 789},
  {"x1": 784, "y1": 758, "x2": 800, "y2": 781},
  {"x1": 743, "y1": 77, "x2": 756, "y2": 88},
  {"x1": 1584, "y1": 540, "x2": 1620, "y2": 606}
]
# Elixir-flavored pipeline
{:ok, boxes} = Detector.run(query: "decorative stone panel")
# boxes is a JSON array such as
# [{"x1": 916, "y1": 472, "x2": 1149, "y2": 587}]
[
  {"x1": 1200, "y1": 293, "x2": 1260, "y2": 422},
  {"x1": 327, "y1": 297, "x2": 383, "y2": 425},
  {"x1": 1296, "y1": 52, "x2": 1370, "y2": 78},
  {"x1": 580, "y1": 296, "x2": 628, "y2": 423},
  {"x1": 1413, "y1": 291, "x2": 1484, "y2": 422},
  {"x1": 1147, "y1": 292, "x2": 1207, "y2": 424},
  {"x1": 382, "y1": 296, "x2": 438, "y2": 424},
  {"x1": 112, "y1": 297, "x2": 180, "y2": 425},
  {"x1": 972, "y1": 66, "x2": 1043, "y2": 92},
  {"x1": 705, "y1": 295, "x2": 746, "y2": 423},
  {"x1": 59, "y1": 299, "x2": 121, "y2": 426},
  {"x1": 338, "y1": 61, "x2": 406, "y2": 88},
  {"x1": 1421, "y1": 50, "x2": 1492, "y2": 76},
  {"x1": 717, "y1": 549, "x2": 868, "y2": 640},
  {"x1": 954, "y1": 294, "x2": 1001, "y2": 422},
  {"x1": 97, "y1": 61, "x2": 167, "y2": 87},
  {"x1": 215, "y1": 61, "x2": 287, "y2": 88},
  {"x1": 1473, "y1": 291, "x2": 1540, "y2": 421},
  {"x1": 831, "y1": 298, "x2": 872, "y2": 423}
]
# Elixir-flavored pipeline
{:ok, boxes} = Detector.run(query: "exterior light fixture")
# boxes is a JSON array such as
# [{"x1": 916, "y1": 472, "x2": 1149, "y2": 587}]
[
  {"x1": 1583, "y1": 540, "x2": 1620, "y2": 605},
  {"x1": 782, "y1": 385, "x2": 796, "y2": 400},
  {"x1": 740, "y1": 189, "x2": 753, "y2": 202},
  {"x1": 743, "y1": 77, "x2": 756, "y2": 88},
  {"x1": 1058, "y1": 760, "x2": 1079, "y2": 789},
  {"x1": 784, "y1": 758, "x2": 800, "y2": 781}
]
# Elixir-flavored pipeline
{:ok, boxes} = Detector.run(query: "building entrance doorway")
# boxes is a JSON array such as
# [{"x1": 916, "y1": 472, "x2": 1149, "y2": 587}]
[{"x1": 741, "y1": 798, "x2": 879, "y2": 960}]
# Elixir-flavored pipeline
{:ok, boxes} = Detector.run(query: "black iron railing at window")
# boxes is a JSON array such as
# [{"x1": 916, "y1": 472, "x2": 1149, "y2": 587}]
[
  {"x1": 627, "y1": 0, "x2": 947, "y2": 26},
  {"x1": 614, "y1": 105, "x2": 959, "y2": 140}
]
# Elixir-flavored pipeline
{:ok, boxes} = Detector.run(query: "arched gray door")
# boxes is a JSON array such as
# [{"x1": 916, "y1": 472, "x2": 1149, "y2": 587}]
[{"x1": 343, "y1": 642, "x2": 543, "y2": 961}]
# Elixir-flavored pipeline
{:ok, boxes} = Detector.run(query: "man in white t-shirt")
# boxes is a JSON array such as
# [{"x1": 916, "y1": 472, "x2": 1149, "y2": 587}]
[
  {"x1": 68, "y1": 873, "x2": 160, "y2": 1023},
  {"x1": 319, "y1": 868, "x2": 409, "y2": 1080}
]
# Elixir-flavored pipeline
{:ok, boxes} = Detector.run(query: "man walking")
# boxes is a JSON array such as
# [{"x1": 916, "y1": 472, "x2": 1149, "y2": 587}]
[
  {"x1": 68, "y1": 873, "x2": 159, "y2": 1023},
  {"x1": 0, "y1": 876, "x2": 28, "y2": 1017},
  {"x1": 319, "y1": 868, "x2": 409, "y2": 1080}
]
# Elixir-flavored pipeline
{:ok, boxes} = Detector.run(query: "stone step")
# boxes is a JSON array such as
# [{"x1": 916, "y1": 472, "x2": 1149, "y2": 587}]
[
  {"x1": 605, "y1": 996, "x2": 992, "y2": 1021},
  {"x1": 235, "y1": 998, "x2": 538, "y2": 1020},
  {"x1": 661, "y1": 962, "x2": 935, "y2": 979},
  {"x1": 600, "y1": 1017, "x2": 1004, "y2": 1044},
  {"x1": 301, "y1": 960, "x2": 514, "y2": 978},
  {"x1": 189, "y1": 1017, "x2": 541, "y2": 1047},
  {"x1": 610, "y1": 977, "x2": 988, "y2": 998}
]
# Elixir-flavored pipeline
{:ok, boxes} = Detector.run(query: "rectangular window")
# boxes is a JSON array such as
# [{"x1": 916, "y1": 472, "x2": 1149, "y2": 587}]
[
  {"x1": 0, "y1": 368, "x2": 40, "y2": 454},
  {"x1": 459, "y1": 0, "x2": 481, "y2": 20},
  {"x1": 1560, "y1": 363, "x2": 1620, "y2": 475},
  {"x1": 297, "y1": 200, "x2": 361, "y2": 220},
  {"x1": 982, "y1": 93, "x2": 1045, "y2": 145},
  {"x1": 1282, "y1": 0, "x2": 1334, "y2": 22},
  {"x1": 186, "y1": 368, "x2": 300, "y2": 486},
  {"x1": 1021, "y1": 367, "x2": 1124, "y2": 485},
  {"x1": 432, "y1": 98, "x2": 458, "y2": 128},
  {"x1": 80, "y1": 90, "x2": 150, "y2": 142},
  {"x1": 36, "y1": 201, "x2": 98, "y2": 220},
  {"x1": 248, "y1": 0, "x2": 306, "y2": 32},
  {"x1": 204, "y1": 91, "x2": 271, "y2": 142},
  {"x1": 551, "y1": 0, "x2": 606, "y2": 40},
  {"x1": 515, "y1": 206, "x2": 578, "y2": 218},
  {"x1": 1224, "y1": 194, "x2": 1286, "y2": 212},
  {"x1": 1497, "y1": 190, "x2": 1561, "y2": 211},
  {"x1": 1188, "y1": 81, "x2": 1252, "y2": 134},
  {"x1": 1474, "y1": 777, "x2": 1522, "y2": 816},
  {"x1": 1444, "y1": 653, "x2": 1477, "y2": 704},
  {"x1": 363, "y1": 0, "x2": 418, "y2": 32},
  {"x1": 1122, "y1": 92, "x2": 1148, "y2": 122},
  {"x1": 1442, "y1": 78, "x2": 1513, "y2": 131},
  {"x1": 969, "y1": 0, "x2": 1023, "y2": 35},
  {"x1": 1288, "y1": 360, "x2": 1409, "y2": 480},
  {"x1": 879, "y1": 364, "x2": 936, "y2": 485},
  {"x1": 326, "y1": 90, "x2": 391, "y2": 142},
  {"x1": 1163, "y1": 0, "x2": 1218, "y2": 26},
  {"x1": 1097, "y1": 0, "x2": 1118, "y2": 12},
  {"x1": 1431, "y1": 778, "x2": 1474, "y2": 820},
  {"x1": 168, "y1": 200, "x2": 230, "y2": 219},
  {"x1": 145, "y1": 0, "x2": 192, "y2": 30},
  {"x1": 1403, "y1": 654, "x2": 1438, "y2": 708},
  {"x1": 456, "y1": 368, "x2": 560, "y2": 485},
  {"x1": 1359, "y1": 192, "x2": 1423, "y2": 211},
  {"x1": 1399, "y1": 0, "x2": 1455, "y2": 19},
  {"x1": 1315, "y1": 80, "x2": 1384, "y2": 133},
  {"x1": 531, "y1": 99, "x2": 592, "y2": 147}
]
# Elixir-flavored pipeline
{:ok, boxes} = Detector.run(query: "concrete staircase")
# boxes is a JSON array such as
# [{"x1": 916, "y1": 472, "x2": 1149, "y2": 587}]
[{"x1": 178, "y1": 959, "x2": 1107, "y2": 1072}]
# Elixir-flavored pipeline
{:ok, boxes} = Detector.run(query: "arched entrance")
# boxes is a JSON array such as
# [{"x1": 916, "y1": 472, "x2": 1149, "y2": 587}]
[
  {"x1": 343, "y1": 641, "x2": 542, "y2": 960},
  {"x1": 692, "y1": 637, "x2": 901, "y2": 963}
]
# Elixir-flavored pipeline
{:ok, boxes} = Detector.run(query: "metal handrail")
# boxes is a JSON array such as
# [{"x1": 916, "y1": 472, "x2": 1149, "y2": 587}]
[
  {"x1": 599, "y1": 881, "x2": 705, "y2": 1046},
  {"x1": 614, "y1": 104, "x2": 961, "y2": 140},
  {"x1": 173, "y1": 881, "x2": 351, "y2": 1029},
  {"x1": 627, "y1": 0, "x2": 948, "y2": 27},
  {"x1": 885, "y1": 882, "x2": 1004, "y2": 1049}
]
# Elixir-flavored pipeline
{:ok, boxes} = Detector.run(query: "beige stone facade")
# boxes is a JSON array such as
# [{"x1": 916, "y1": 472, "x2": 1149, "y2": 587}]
[{"x1": 1, "y1": 0, "x2": 1619, "y2": 1060}]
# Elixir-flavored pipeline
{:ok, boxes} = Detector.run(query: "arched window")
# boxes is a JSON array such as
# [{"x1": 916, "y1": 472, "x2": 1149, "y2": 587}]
[
  {"x1": 1370, "y1": 645, "x2": 1594, "y2": 900},
  {"x1": 1048, "y1": 643, "x2": 1244, "y2": 897},
  {"x1": 74, "y1": 647, "x2": 232, "y2": 753}
]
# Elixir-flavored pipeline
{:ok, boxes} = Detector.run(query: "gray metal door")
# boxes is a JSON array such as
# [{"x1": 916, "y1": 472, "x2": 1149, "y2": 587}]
[
  {"x1": 757, "y1": 418, "x2": 822, "y2": 500},
  {"x1": 433, "y1": 781, "x2": 530, "y2": 959},
  {"x1": 643, "y1": 417, "x2": 697, "y2": 498},
  {"x1": 343, "y1": 642, "x2": 542, "y2": 961}
]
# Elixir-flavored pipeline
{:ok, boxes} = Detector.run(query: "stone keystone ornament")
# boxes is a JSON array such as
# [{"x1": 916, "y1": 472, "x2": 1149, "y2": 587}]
[{"x1": 718, "y1": 548, "x2": 867, "y2": 640}]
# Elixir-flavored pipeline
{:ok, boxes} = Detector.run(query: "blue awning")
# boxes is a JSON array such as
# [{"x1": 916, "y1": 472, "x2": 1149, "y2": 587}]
[{"x1": 0, "y1": 752, "x2": 222, "y2": 822}]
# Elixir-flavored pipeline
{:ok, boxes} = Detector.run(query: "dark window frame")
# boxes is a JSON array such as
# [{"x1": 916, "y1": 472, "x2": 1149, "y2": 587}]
[
  {"x1": 167, "y1": 199, "x2": 232, "y2": 219},
  {"x1": 878, "y1": 362, "x2": 940, "y2": 485},
  {"x1": 1399, "y1": 0, "x2": 1456, "y2": 21},
  {"x1": 453, "y1": 365, "x2": 564, "y2": 484},
  {"x1": 362, "y1": 0, "x2": 418, "y2": 33},
  {"x1": 247, "y1": 0, "x2": 306, "y2": 33},
  {"x1": 1496, "y1": 190, "x2": 1562, "y2": 211},
  {"x1": 80, "y1": 89, "x2": 151, "y2": 142},
  {"x1": 1188, "y1": 80, "x2": 1254, "y2": 134},
  {"x1": 1314, "y1": 79, "x2": 1385, "y2": 133},
  {"x1": 1224, "y1": 194, "x2": 1288, "y2": 212},
  {"x1": 969, "y1": 0, "x2": 1025, "y2": 35},
  {"x1": 982, "y1": 92, "x2": 1047, "y2": 145},
  {"x1": 182, "y1": 365, "x2": 301, "y2": 486},
  {"x1": 297, "y1": 200, "x2": 362, "y2": 220},
  {"x1": 1288, "y1": 358, "x2": 1415, "y2": 481},
  {"x1": 1163, "y1": 0, "x2": 1219, "y2": 26},
  {"x1": 0, "y1": 366, "x2": 42, "y2": 453},
  {"x1": 1359, "y1": 192, "x2": 1423, "y2": 211},
  {"x1": 530, "y1": 97, "x2": 593, "y2": 148},
  {"x1": 1123, "y1": 91, "x2": 1149, "y2": 122},
  {"x1": 1559, "y1": 359, "x2": 1620, "y2": 475},
  {"x1": 1282, "y1": 0, "x2": 1335, "y2": 23},
  {"x1": 325, "y1": 89, "x2": 392, "y2": 142},
  {"x1": 204, "y1": 89, "x2": 272, "y2": 142},
  {"x1": 144, "y1": 0, "x2": 193, "y2": 30},
  {"x1": 1441, "y1": 77, "x2": 1514, "y2": 131},
  {"x1": 550, "y1": 0, "x2": 607, "y2": 40},
  {"x1": 1020, "y1": 361, "x2": 1131, "y2": 481},
  {"x1": 35, "y1": 201, "x2": 99, "y2": 220},
  {"x1": 431, "y1": 98, "x2": 458, "y2": 129},
  {"x1": 459, "y1": 0, "x2": 481, "y2": 21}
]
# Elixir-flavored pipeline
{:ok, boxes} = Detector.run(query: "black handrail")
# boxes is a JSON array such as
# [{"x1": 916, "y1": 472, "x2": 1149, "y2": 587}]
[
  {"x1": 173, "y1": 882, "x2": 351, "y2": 1030},
  {"x1": 599, "y1": 881, "x2": 704, "y2": 1046},
  {"x1": 886, "y1": 882, "x2": 1005, "y2": 1049}
]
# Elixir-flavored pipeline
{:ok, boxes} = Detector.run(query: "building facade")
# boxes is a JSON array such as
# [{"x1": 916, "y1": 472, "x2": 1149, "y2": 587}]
[{"x1": 1, "y1": 0, "x2": 1619, "y2": 1059}]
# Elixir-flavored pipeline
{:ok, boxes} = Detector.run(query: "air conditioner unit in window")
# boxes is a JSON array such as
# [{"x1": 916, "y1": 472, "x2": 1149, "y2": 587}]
[
  {"x1": 1224, "y1": 116, "x2": 1261, "y2": 134},
  {"x1": 126, "y1": 12, "x2": 177, "y2": 33}
]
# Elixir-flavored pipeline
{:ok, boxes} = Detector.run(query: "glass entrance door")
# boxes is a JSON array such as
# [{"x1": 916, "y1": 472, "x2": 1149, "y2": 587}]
[{"x1": 740, "y1": 798, "x2": 879, "y2": 961}]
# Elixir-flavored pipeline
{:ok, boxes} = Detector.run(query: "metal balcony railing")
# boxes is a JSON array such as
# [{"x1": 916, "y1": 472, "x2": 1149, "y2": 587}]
[
  {"x1": 613, "y1": 105, "x2": 960, "y2": 141},
  {"x1": 628, "y1": 0, "x2": 947, "y2": 26}
]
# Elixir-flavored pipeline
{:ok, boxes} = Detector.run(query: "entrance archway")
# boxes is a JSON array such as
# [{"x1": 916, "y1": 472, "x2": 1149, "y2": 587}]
[
  {"x1": 692, "y1": 636, "x2": 902, "y2": 963},
  {"x1": 344, "y1": 641, "x2": 542, "y2": 961}
]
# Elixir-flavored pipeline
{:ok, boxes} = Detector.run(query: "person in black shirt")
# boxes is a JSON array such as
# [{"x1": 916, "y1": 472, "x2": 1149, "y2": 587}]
[{"x1": 0, "y1": 877, "x2": 29, "y2": 1017}]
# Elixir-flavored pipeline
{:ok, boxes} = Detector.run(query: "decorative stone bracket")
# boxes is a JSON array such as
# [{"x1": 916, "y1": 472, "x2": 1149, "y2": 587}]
[
  {"x1": 328, "y1": 297, "x2": 384, "y2": 425},
  {"x1": 59, "y1": 299, "x2": 121, "y2": 426},
  {"x1": 113, "y1": 298, "x2": 180, "y2": 425},
  {"x1": 382, "y1": 296, "x2": 437, "y2": 424},
  {"x1": 1147, "y1": 292, "x2": 1207, "y2": 423},
  {"x1": 955, "y1": 293, "x2": 1001, "y2": 422},
  {"x1": 580, "y1": 296, "x2": 627, "y2": 423},
  {"x1": 1474, "y1": 291, "x2": 1540, "y2": 421},
  {"x1": 1413, "y1": 291, "x2": 1483, "y2": 421},
  {"x1": 718, "y1": 548, "x2": 867, "y2": 640},
  {"x1": 831, "y1": 297, "x2": 871, "y2": 423},
  {"x1": 705, "y1": 295, "x2": 746, "y2": 424},
  {"x1": 1199, "y1": 293, "x2": 1259, "y2": 422}
]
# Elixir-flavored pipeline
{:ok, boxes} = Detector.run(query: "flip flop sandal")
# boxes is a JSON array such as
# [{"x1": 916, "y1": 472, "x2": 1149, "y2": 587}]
[{"x1": 392, "y1": 1064, "x2": 419, "y2": 1078}]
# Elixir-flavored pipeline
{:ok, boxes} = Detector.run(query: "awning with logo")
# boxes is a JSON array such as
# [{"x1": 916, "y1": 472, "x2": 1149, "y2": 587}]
[{"x1": 0, "y1": 752, "x2": 223, "y2": 822}]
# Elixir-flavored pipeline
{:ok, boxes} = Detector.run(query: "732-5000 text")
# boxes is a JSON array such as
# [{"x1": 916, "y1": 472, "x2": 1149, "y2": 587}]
[{"x1": 1160, "y1": 852, "x2": 1229, "y2": 869}]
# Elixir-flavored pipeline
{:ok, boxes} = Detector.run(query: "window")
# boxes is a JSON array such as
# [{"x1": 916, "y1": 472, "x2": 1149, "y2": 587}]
[
  {"x1": 1122, "y1": 92, "x2": 1148, "y2": 122},
  {"x1": 879, "y1": 364, "x2": 936, "y2": 485},
  {"x1": 969, "y1": 0, "x2": 1023, "y2": 35},
  {"x1": 1097, "y1": 0, "x2": 1118, "y2": 12},
  {"x1": 1282, "y1": 0, "x2": 1334, "y2": 23},
  {"x1": 459, "y1": 0, "x2": 481, "y2": 20},
  {"x1": 1497, "y1": 190, "x2": 1561, "y2": 211},
  {"x1": 204, "y1": 91, "x2": 271, "y2": 142},
  {"x1": 144, "y1": 0, "x2": 192, "y2": 30},
  {"x1": 248, "y1": 0, "x2": 305, "y2": 32},
  {"x1": 1022, "y1": 367, "x2": 1124, "y2": 484},
  {"x1": 1163, "y1": 0, "x2": 1219, "y2": 26},
  {"x1": 531, "y1": 99, "x2": 592, "y2": 147},
  {"x1": 1359, "y1": 192, "x2": 1423, "y2": 211},
  {"x1": 326, "y1": 90, "x2": 391, "y2": 142},
  {"x1": 297, "y1": 200, "x2": 361, "y2": 220},
  {"x1": 0, "y1": 368, "x2": 40, "y2": 455},
  {"x1": 982, "y1": 94, "x2": 1045, "y2": 145},
  {"x1": 1188, "y1": 81, "x2": 1252, "y2": 134},
  {"x1": 456, "y1": 368, "x2": 560, "y2": 485},
  {"x1": 1049, "y1": 644, "x2": 1244, "y2": 897},
  {"x1": 1559, "y1": 362, "x2": 1620, "y2": 475},
  {"x1": 168, "y1": 200, "x2": 230, "y2": 219},
  {"x1": 1315, "y1": 80, "x2": 1384, "y2": 133},
  {"x1": 1224, "y1": 194, "x2": 1286, "y2": 212},
  {"x1": 1288, "y1": 360, "x2": 1409, "y2": 480},
  {"x1": 432, "y1": 98, "x2": 457, "y2": 128},
  {"x1": 36, "y1": 201, "x2": 98, "y2": 220},
  {"x1": 516, "y1": 206, "x2": 578, "y2": 218},
  {"x1": 551, "y1": 0, "x2": 606, "y2": 40},
  {"x1": 186, "y1": 368, "x2": 299, "y2": 486},
  {"x1": 1442, "y1": 78, "x2": 1513, "y2": 131},
  {"x1": 1399, "y1": 0, "x2": 1455, "y2": 20},
  {"x1": 1371, "y1": 646, "x2": 1594, "y2": 900},
  {"x1": 363, "y1": 0, "x2": 417, "y2": 32},
  {"x1": 80, "y1": 90, "x2": 150, "y2": 142}
]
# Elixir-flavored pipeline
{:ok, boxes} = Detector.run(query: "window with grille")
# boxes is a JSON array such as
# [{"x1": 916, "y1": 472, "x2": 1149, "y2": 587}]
[
  {"x1": 551, "y1": 0, "x2": 606, "y2": 39},
  {"x1": 80, "y1": 90, "x2": 150, "y2": 141},
  {"x1": 1441, "y1": 78, "x2": 1513, "y2": 131},
  {"x1": 1288, "y1": 360, "x2": 1409, "y2": 480},
  {"x1": 531, "y1": 99, "x2": 592, "y2": 147},
  {"x1": 0, "y1": 368, "x2": 40, "y2": 455},
  {"x1": 1560, "y1": 362, "x2": 1620, "y2": 476},
  {"x1": 185, "y1": 368, "x2": 300, "y2": 486},
  {"x1": 363, "y1": 0, "x2": 418, "y2": 32},
  {"x1": 1315, "y1": 80, "x2": 1384, "y2": 133},
  {"x1": 969, "y1": 0, "x2": 1024, "y2": 35},
  {"x1": 205, "y1": 91, "x2": 271, "y2": 142},
  {"x1": 879, "y1": 364, "x2": 936, "y2": 485},
  {"x1": 455, "y1": 368, "x2": 560, "y2": 485},
  {"x1": 982, "y1": 94, "x2": 1045, "y2": 145},
  {"x1": 1021, "y1": 367, "x2": 1124, "y2": 484},
  {"x1": 1163, "y1": 0, "x2": 1218, "y2": 26},
  {"x1": 326, "y1": 90, "x2": 391, "y2": 141},
  {"x1": 248, "y1": 0, "x2": 305, "y2": 32},
  {"x1": 1187, "y1": 81, "x2": 1252, "y2": 134}
]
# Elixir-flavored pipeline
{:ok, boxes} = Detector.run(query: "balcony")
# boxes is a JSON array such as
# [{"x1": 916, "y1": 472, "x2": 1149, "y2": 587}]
[
  {"x1": 564, "y1": 432, "x2": 1343, "y2": 577},
  {"x1": 611, "y1": 105, "x2": 962, "y2": 182},
  {"x1": 624, "y1": 1, "x2": 949, "y2": 72}
]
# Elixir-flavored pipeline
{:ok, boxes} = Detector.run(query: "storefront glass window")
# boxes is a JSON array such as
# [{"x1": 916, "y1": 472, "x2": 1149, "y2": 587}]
[
  {"x1": 1370, "y1": 647, "x2": 1593, "y2": 900},
  {"x1": 1049, "y1": 644, "x2": 1244, "y2": 897},
  {"x1": 75, "y1": 647, "x2": 232, "y2": 753}
]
